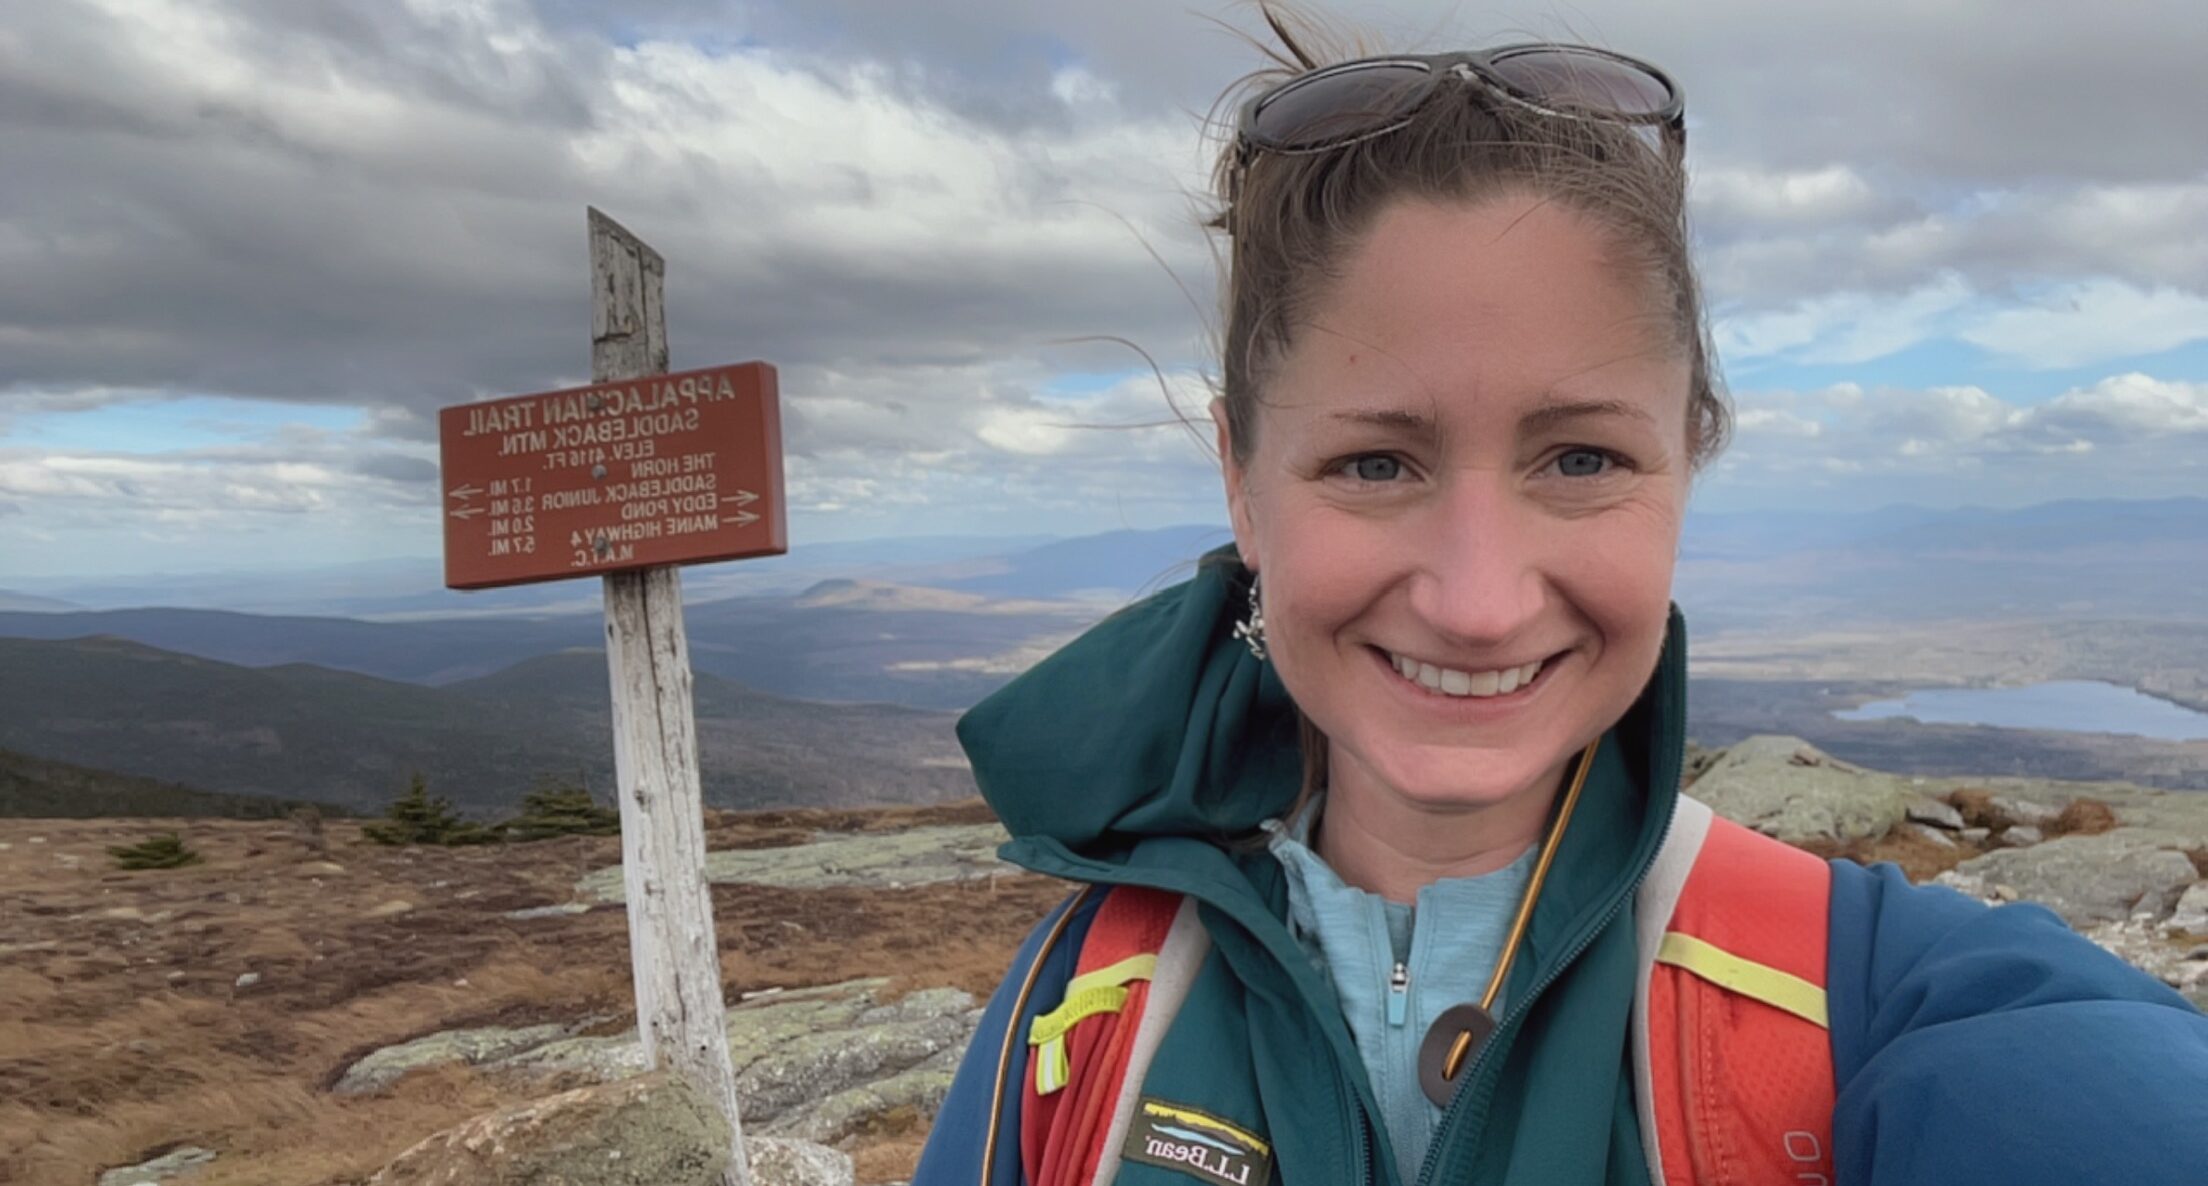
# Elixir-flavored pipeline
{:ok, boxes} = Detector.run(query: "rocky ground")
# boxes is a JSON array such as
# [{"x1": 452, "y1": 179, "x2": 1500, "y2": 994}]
[
  {"x1": 0, "y1": 801, "x2": 1062, "y2": 1186},
  {"x1": 1689, "y1": 735, "x2": 2208, "y2": 1006},
  {"x1": 8, "y1": 738, "x2": 2207, "y2": 1185}
]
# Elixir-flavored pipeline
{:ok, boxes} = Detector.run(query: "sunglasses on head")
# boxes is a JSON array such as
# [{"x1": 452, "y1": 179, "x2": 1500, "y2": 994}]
[{"x1": 1233, "y1": 43, "x2": 1686, "y2": 173}]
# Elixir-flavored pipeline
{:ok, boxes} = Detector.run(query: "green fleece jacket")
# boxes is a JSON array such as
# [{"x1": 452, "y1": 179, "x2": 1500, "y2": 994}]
[{"x1": 951, "y1": 551, "x2": 1685, "y2": 1184}]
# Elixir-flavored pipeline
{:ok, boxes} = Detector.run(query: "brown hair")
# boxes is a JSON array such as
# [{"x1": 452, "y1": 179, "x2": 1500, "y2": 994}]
[{"x1": 1207, "y1": 3, "x2": 1731, "y2": 808}]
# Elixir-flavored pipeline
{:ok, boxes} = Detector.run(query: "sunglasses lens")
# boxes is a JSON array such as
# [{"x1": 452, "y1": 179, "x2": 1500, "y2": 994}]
[
  {"x1": 1251, "y1": 60, "x2": 1433, "y2": 149},
  {"x1": 1486, "y1": 48, "x2": 1673, "y2": 119}
]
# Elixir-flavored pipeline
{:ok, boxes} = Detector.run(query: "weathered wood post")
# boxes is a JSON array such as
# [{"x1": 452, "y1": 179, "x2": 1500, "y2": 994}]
[
  {"x1": 439, "y1": 209, "x2": 785, "y2": 1186},
  {"x1": 589, "y1": 207, "x2": 752, "y2": 1186}
]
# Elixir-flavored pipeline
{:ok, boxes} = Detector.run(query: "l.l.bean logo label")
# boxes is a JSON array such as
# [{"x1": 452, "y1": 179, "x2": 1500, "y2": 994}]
[{"x1": 1121, "y1": 1097, "x2": 1273, "y2": 1186}]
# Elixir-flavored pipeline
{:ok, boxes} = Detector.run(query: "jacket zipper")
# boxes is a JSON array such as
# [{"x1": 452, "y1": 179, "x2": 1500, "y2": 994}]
[
  {"x1": 1353, "y1": 1095, "x2": 1378, "y2": 1186},
  {"x1": 1388, "y1": 961, "x2": 1410, "y2": 1027},
  {"x1": 1407, "y1": 860, "x2": 1650, "y2": 1186},
  {"x1": 1408, "y1": 790, "x2": 1680, "y2": 1186}
]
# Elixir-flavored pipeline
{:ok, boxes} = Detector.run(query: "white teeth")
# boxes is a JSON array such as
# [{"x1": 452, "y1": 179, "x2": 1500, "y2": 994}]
[{"x1": 1388, "y1": 652, "x2": 1545, "y2": 699}]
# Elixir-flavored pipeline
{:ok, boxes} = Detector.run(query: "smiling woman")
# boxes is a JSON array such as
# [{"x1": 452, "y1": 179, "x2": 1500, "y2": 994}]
[
  {"x1": 1218, "y1": 195, "x2": 1694, "y2": 901},
  {"x1": 912, "y1": 4, "x2": 2208, "y2": 1185}
]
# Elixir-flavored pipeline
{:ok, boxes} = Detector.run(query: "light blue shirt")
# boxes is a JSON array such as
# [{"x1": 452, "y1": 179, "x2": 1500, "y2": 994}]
[{"x1": 1265, "y1": 799, "x2": 1536, "y2": 1186}]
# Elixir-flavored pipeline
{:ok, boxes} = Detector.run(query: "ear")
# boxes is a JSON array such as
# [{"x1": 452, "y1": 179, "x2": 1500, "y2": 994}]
[{"x1": 1213, "y1": 397, "x2": 1260, "y2": 573}]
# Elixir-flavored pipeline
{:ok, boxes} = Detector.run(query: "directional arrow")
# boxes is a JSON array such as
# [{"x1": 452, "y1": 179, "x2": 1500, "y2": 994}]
[
  {"x1": 729, "y1": 509, "x2": 760, "y2": 528},
  {"x1": 449, "y1": 506, "x2": 485, "y2": 520},
  {"x1": 722, "y1": 490, "x2": 759, "y2": 508},
  {"x1": 447, "y1": 484, "x2": 484, "y2": 501}
]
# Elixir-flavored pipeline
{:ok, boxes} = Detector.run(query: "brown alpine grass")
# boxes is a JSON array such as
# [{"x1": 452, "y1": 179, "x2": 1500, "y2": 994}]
[{"x1": 0, "y1": 800, "x2": 1062, "y2": 1185}]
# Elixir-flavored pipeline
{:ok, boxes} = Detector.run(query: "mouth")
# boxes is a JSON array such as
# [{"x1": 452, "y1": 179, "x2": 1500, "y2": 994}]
[{"x1": 1372, "y1": 646, "x2": 1564, "y2": 703}]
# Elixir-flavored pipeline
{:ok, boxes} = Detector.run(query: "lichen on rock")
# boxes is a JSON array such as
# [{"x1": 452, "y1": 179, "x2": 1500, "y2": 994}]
[
  {"x1": 337, "y1": 977, "x2": 982, "y2": 1148},
  {"x1": 576, "y1": 824, "x2": 1011, "y2": 902},
  {"x1": 1688, "y1": 736, "x2": 1920, "y2": 843},
  {"x1": 1943, "y1": 831, "x2": 2201, "y2": 927}
]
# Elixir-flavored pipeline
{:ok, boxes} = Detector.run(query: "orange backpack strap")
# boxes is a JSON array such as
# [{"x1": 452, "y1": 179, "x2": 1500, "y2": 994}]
[
  {"x1": 1634, "y1": 795, "x2": 1836, "y2": 1186},
  {"x1": 1021, "y1": 886, "x2": 1210, "y2": 1186}
]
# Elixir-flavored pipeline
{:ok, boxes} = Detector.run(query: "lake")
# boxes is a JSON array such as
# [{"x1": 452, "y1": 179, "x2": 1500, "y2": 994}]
[{"x1": 1834, "y1": 680, "x2": 2208, "y2": 741}]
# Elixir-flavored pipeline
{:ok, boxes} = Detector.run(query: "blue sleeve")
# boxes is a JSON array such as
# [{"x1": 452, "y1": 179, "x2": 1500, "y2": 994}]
[
  {"x1": 1827, "y1": 859, "x2": 2208, "y2": 1185},
  {"x1": 913, "y1": 889, "x2": 1101, "y2": 1186}
]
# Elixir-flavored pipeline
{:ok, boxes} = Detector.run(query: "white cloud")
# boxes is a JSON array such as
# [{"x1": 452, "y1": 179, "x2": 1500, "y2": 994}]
[
  {"x1": 7, "y1": 0, "x2": 2208, "y2": 569},
  {"x1": 1959, "y1": 281, "x2": 2208, "y2": 369},
  {"x1": 1708, "y1": 373, "x2": 2208, "y2": 508},
  {"x1": 1716, "y1": 272, "x2": 2208, "y2": 373},
  {"x1": 1697, "y1": 176, "x2": 2208, "y2": 315},
  {"x1": 2028, "y1": 372, "x2": 2208, "y2": 436},
  {"x1": 1694, "y1": 163, "x2": 1891, "y2": 227},
  {"x1": 1732, "y1": 407, "x2": 1823, "y2": 438},
  {"x1": 1713, "y1": 273, "x2": 1972, "y2": 365}
]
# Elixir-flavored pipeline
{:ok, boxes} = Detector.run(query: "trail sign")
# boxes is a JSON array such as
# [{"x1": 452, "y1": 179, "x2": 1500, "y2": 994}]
[
  {"x1": 439, "y1": 363, "x2": 785, "y2": 589},
  {"x1": 433, "y1": 208, "x2": 762, "y2": 1186}
]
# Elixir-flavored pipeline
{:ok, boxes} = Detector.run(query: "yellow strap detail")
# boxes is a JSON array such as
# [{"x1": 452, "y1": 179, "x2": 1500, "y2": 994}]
[
  {"x1": 1023, "y1": 955, "x2": 1158, "y2": 1096},
  {"x1": 982, "y1": 886, "x2": 1092, "y2": 1184},
  {"x1": 1063, "y1": 954, "x2": 1157, "y2": 998},
  {"x1": 1026, "y1": 981, "x2": 1135, "y2": 1095},
  {"x1": 1033, "y1": 1033, "x2": 1070, "y2": 1094},
  {"x1": 1656, "y1": 931, "x2": 1829, "y2": 1028},
  {"x1": 1029, "y1": 984, "x2": 1131, "y2": 1045}
]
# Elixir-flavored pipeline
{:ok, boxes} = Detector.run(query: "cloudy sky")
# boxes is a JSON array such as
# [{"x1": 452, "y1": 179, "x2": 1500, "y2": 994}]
[{"x1": 4, "y1": 0, "x2": 2206, "y2": 578}]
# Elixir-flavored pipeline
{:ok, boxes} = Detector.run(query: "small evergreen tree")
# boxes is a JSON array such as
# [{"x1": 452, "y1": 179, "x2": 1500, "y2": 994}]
[
  {"x1": 501, "y1": 777, "x2": 621, "y2": 841},
  {"x1": 109, "y1": 832, "x2": 203, "y2": 870},
  {"x1": 363, "y1": 773, "x2": 499, "y2": 846}
]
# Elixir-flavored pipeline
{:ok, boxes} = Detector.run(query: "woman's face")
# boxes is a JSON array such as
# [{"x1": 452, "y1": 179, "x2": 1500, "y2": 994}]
[{"x1": 1220, "y1": 193, "x2": 1693, "y2": 820}]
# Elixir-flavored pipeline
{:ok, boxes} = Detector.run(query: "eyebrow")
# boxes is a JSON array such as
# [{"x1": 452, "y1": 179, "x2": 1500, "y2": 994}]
[
  {"x1": 1327, "y1": 398, "x2": 1656, "y2": 437},
  {"x1": 1519, "y1": 398, "x2": 1657, "y2": 433},
  {"x1": 1330, "y1": 407, "x2": 1436, "y2": 432}
]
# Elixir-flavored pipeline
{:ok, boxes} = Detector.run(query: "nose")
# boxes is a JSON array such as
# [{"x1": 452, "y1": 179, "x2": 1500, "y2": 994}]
[{"x1": 1404, "y1": 470, "x2": 1550, "y2": 647}]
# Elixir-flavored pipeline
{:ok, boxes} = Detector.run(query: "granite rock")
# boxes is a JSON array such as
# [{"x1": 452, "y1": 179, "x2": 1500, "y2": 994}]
[
  {"x1": 369, "y1": 1072, "x2": 727, "y2": 1186},
  {"x1": 578, "y1": 825, "x2": 1010, "y2": 902},
  {"x1": 340, "y1": 979, "x2": 981, "y2": 1145},
  {"x1": 1906, "y1": 798, "x2": 1967, "y2": 831},
  {"x1": 1946, "y1": 831, "x2": 2200, "y2": 927},
  {"x1": 1688, "y1": 736, "x2": 1917, "y2": 843},
  {"x1": 98, "y1": 1146, "x2": 216, "y2": 1186}
]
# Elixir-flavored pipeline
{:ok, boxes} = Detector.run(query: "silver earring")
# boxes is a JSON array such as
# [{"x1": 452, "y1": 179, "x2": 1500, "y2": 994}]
[{"x1": 1234, "y1": 576, "x2": 1268, "y2": 661}]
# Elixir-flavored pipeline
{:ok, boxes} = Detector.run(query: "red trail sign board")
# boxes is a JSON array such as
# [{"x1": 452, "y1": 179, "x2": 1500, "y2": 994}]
[{"x1": 439, "y1": 362, "x2": 786, "y2": 589}]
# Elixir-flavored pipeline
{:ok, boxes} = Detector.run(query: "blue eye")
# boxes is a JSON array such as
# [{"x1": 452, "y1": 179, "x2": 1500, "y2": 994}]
[
  {"x1": 1556, "y1": 449, "x2": 1613, "y2": 477},
  {"x1": 1343, "y1": 454, "x2": 1402, "y2": 482}
]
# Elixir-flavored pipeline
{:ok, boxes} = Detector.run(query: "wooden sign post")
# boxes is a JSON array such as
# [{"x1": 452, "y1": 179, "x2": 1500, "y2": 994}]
[
  {"x1": 587, "y1": 209, "x2": 752, "y2": 1186},
  {"x1": 437, "y1": 208, "x2": 787, "y2": 1186}
]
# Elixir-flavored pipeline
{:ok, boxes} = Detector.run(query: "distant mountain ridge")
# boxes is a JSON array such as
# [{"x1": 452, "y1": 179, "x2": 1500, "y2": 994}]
[
  {"x1": 1675, "y1": 497, "x2": 2208, "y2": 629},
  {"x1": 931, "y1": 525, "x2": 1235, "y2": 600},
  {"x1": 1683, "y1": 496, "x2": 2208, "y2": 556},
  {"x1": 0, "y1": 635, "x2": 974, "y2": 814},
  {"x1": 5, "y1": 500, "x2": 2202, "y2": 691},
  {"x1": 11, "y1": 500, "x2": 2203, "y2": 622},
  {"x1": 0, "y1": 588, "x2": 1096, "y2": 706},
  {"x1": 2, "y1": 499, "x2": 2205, "y2": 743},
  {"x1": 7, "y1": 532, "x2": 1064, "y2": 617},
  {"x1": 0, "y1": 606, "x2": 587, "y2": 685},
  {"x1": 0, "y1": 589, "x2": 78, "y2": 612},
  {"x1": 0, "y1": 747, "x2": 341, "y2": 819}
]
